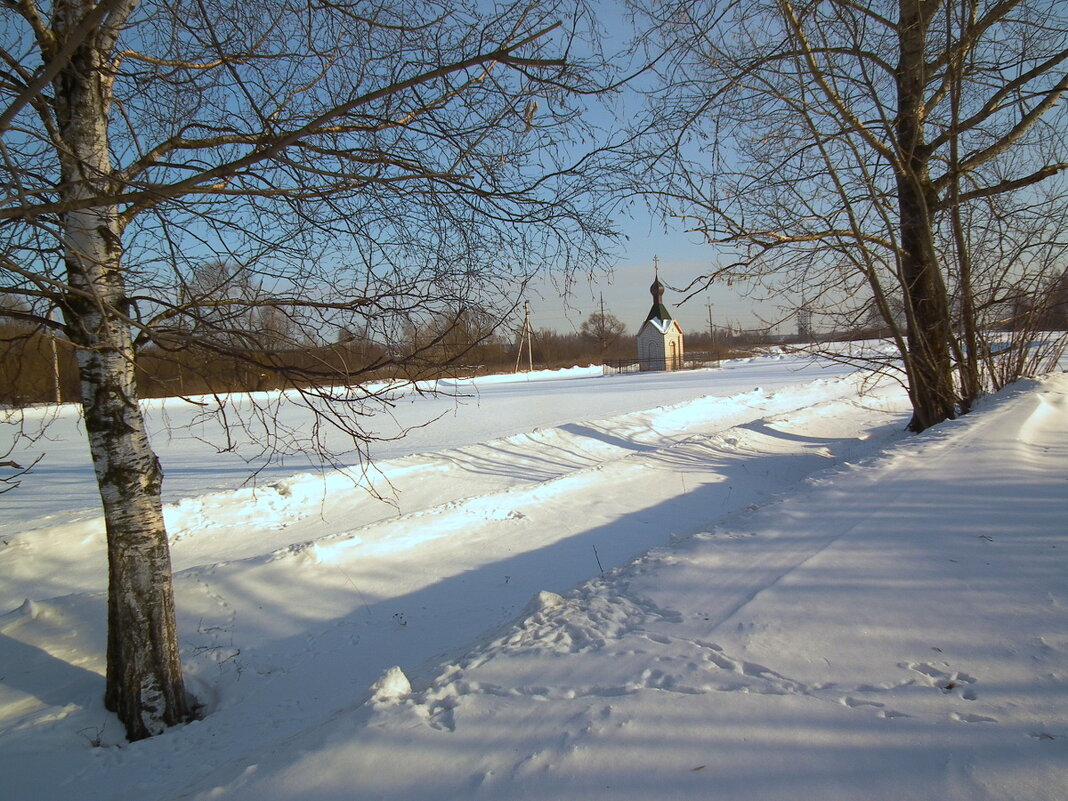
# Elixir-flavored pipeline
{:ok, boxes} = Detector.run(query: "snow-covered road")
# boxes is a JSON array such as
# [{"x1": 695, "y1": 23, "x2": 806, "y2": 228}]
[{"x1": 2, "y1": 354, "x2": 1066, "y2": 801}]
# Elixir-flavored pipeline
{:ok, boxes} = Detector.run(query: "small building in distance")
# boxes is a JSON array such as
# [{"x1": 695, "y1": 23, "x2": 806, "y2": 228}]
[{"x1": 636, "y1": 271, "x2": 684, "y2": 371}]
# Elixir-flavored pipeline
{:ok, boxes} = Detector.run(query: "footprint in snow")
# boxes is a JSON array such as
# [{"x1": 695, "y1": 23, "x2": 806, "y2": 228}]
[
  {"x1": 903, "y1": 661, "x2": 978, "y2": 698},
  {"x1": 950, "y1": 711, "x2": 997, "y2": 724}
]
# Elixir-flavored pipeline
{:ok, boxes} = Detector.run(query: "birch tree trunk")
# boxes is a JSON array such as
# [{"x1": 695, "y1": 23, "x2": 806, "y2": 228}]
[
  {"x1": 894, "y1": 0, "x2": 958, "y2": 432},
  {"x1": 52, "y1": 0, "x2": 196, "y2": 741}
]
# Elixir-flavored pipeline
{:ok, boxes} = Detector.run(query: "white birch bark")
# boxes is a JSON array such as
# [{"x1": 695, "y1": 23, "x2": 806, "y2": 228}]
[{"x1": 52, "y1": 0, "x2": 196, "y2": 740}]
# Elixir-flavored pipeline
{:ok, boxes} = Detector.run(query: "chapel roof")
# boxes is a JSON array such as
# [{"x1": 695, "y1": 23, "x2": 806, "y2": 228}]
[{"x1": 645, "y1": 272, "x2": 673, "y2": 323}]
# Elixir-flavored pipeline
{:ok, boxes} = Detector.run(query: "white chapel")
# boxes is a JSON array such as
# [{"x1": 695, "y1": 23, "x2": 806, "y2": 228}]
[{"x1": 636, "y1": 270, "x2": 684, "y2": 371}]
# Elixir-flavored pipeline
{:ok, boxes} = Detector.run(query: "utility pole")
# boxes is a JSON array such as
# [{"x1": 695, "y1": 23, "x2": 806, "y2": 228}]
[
  {"x1": 50, "y1": 306, "x2": 62, "y2": 404},
  {"x1": 514, "y1": 300, "x2": 534, "y2": 373},
  {"x1": 599, "y1": 292, "x2": 608, "y2": 354},
  {"x1": 706, "y1": 302, "x2": 718, "y2": 365}
]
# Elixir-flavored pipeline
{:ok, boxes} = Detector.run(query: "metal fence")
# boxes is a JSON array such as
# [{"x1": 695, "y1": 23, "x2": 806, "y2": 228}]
[{"x1": 601, "y1": 352, "x2": 722, "y2": 376}]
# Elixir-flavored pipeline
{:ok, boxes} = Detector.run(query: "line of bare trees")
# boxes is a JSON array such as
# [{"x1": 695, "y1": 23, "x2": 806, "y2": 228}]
[{"x1": 2, "y1": 305, "x2": 669, "y2": 408}]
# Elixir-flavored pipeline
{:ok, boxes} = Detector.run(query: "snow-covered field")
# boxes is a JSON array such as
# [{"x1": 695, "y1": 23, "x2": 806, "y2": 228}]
[{"x1": 1, "y1": 353, "x2": 1066, "y2": 801}]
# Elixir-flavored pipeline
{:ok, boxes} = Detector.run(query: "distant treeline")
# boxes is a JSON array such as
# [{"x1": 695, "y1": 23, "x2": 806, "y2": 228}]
[{"x1": 1, "y1": 322, "x2": 763, "y2": 407}]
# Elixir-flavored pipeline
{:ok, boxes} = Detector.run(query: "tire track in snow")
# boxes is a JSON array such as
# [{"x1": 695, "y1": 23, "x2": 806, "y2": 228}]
[{"x1": 211, "y1": 373, "x2": 904, "y2": 581}]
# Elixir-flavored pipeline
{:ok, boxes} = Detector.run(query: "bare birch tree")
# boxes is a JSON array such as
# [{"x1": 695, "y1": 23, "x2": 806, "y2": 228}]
[
  {"x1": 0, "y1": 0, "x2": 615, "y2": 740},
  {"x1": 627, "y1": 0, "x2": 1067, "y2": 431}
]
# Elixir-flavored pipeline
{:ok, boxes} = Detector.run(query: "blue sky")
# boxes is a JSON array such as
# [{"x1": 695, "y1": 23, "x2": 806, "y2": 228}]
[
  {"x1": 517, "y1": 0, "x2": 777, "y2": 337},
  {"x1": 522, "y1": 219, "x2": 773, "y2": 336}
]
